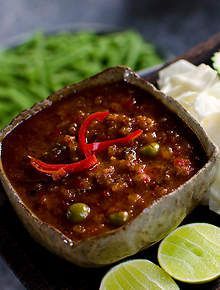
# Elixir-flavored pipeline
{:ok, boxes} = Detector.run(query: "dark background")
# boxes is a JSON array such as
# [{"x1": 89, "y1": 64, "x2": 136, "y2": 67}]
[{"x1": 0, "y1": 0, "x2": 220, "y2": 289}]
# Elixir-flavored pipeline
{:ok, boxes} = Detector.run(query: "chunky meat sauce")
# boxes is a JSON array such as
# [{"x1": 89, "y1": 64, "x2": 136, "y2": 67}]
[{"x1": 2, "y1": 82, "x2": 207, "y2": 241}]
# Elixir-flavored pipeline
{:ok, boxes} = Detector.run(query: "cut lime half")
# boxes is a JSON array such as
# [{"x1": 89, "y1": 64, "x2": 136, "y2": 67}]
[
  {"x1": 158, "y1": 223, "x2": 220, "y2": 284},
  {"x1": 100, "y1": 259, "x2": 179, "y2": 290}
]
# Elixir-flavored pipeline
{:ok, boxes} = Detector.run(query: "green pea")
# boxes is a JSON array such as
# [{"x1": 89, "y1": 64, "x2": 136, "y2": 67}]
[
  {"x1": 67, "y1": 203, "x2": 90, "y2": 223},
  {"x1": 108, "y1": 211, "x2": 129, "y2": 226},
  {"x1": 140, "y1": 142, "x2": 160, "y2": 157}
]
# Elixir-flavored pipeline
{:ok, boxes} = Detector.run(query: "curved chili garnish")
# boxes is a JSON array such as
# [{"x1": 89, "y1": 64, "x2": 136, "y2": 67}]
[
  {"x1": 85, "y1": 129, "x2": 143, "y2": 154},
  {"x1": 29, "y1": 111, "x2": 142, "y2": 180},
  {"x1": 29, "y1": 154, "x2": 98, "y2": 181},
  {"x1": 78, "y1": 111, "x2": 143, "y2": 156},
  {"x1": 78, "y1": 111, "x2": 110, "y2": 157}
]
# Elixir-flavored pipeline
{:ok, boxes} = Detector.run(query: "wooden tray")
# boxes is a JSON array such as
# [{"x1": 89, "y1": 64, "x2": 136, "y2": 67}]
[{"x1": 0, "y1": 33, "x2": 220, "y2": 290}]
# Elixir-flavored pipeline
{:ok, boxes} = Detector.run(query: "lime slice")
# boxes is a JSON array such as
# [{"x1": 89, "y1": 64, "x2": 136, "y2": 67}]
[
  {"x1": 100, "y1": 259, "x2": 179, "y2": 290},
  {"x1": 158, "y1": 223, "x2": 220, "y2": 284}
]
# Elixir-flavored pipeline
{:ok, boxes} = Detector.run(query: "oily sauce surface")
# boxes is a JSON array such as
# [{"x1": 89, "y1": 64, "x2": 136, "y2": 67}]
[{"x1": 2, "y1": 82, "x2": 207, "y2": 241}]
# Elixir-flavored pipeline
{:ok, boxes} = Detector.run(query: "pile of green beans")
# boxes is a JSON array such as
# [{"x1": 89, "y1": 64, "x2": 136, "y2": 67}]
[{"x1": 0, "y1": 31, "x2": 163, "y2": 128}]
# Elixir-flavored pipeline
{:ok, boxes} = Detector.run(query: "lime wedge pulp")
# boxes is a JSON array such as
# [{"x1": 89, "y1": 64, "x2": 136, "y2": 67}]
[
  {"x1": 100, "y1": 259, "x2": 179, "y2": 290},
  {"x1": 158, "y1": 223, "x2": 220, "y2": 284}
]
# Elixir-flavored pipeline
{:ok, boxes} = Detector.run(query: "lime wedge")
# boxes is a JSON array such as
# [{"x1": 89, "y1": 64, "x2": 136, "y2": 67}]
[
  {"x1": 100, "y1": 259, "x2": 179, "y2": 290},
  {"x1": 158, "y1": 223, "x2": 220, "y2": 284}
]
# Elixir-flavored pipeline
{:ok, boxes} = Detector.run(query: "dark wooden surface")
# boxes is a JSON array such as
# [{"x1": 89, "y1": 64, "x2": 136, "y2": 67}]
[{"x1": 0, "y1": 33, "x2": 220, "y2": 289}]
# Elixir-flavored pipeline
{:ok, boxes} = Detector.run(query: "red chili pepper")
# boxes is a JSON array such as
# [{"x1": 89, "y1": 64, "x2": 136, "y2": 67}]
[
  {"x1": 29, "y1": 154, "x2": 98, "y2": 181},
  {"x1": 85, "y1": 129, "x2": 143, "y2": 154},
  {"x1": 78, "y1": 111, "x2": 143, "y2": 156},
  {"x1": 29, "y1": 111, "x2": 142, "y2": 181},
  {"x1": 78, "y1": 111, "x2": 110, "y2": 156}
]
